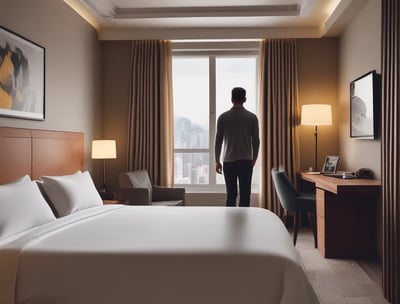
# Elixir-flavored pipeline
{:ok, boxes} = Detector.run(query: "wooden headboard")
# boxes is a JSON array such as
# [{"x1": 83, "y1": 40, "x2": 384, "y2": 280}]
[{"x1": 0, "y1": 127, "x2": 83, "y2": 184}]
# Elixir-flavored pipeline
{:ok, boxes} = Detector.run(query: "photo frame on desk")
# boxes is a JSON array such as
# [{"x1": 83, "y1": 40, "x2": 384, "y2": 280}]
[{"x1": 321, "y1": 156, "x2": 340, "y2": 173}]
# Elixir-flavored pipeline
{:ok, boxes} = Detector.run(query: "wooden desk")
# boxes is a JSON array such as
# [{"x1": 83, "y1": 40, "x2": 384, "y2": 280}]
[{"x1": 300, "y1": 172, "x2": 381, "y2": 258}]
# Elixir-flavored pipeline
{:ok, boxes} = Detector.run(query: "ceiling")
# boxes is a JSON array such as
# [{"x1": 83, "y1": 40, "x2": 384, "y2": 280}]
[{"x1": 64, "y1": 0, "x2": 369, "y2": 40}]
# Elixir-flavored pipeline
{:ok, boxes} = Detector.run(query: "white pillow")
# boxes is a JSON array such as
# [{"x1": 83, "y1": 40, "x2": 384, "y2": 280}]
[
  {"x1": 0, "y1": 175, "x2": 56, "y2": 240},
  {"x1": 41, "y1": 171, "x2": 103, "y2": 217}
]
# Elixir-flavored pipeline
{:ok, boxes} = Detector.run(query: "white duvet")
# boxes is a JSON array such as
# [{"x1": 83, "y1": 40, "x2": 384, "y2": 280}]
[{"x1": 0, "y1": 205, "x2": 319, "y2": 304}]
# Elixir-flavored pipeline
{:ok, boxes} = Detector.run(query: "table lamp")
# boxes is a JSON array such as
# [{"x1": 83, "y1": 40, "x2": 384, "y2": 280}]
[
  {"x1": 301, "y1": 104, "x2": 332, "y2": 172},
  {"x1": 91, "y1": 140, "x2": 117, "y2": 195}
]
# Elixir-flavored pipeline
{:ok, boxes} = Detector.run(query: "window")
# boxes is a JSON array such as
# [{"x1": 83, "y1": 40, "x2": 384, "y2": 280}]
[{"x1": 173, "y1": 43, "x2": 259, "y2": 190}]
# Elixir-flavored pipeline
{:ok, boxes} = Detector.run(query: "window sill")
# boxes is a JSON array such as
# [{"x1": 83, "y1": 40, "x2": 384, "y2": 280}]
[{"x1": 175, "y1": 185, "x2": 259, "y2": 194}]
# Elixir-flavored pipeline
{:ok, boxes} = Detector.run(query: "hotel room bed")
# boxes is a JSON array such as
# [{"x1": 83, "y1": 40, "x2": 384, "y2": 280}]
[
  {"x1": 0, "y1": 127, "x2": 318, "y2": 304},
  {"x1": 0, "y1": 204, "x2": 318, "y2": 304}
]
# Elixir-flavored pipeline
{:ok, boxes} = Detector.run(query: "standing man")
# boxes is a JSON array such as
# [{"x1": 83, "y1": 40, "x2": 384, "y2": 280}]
[{"x1": 215, "y1": 87, "x2": 260, "y2": 207}]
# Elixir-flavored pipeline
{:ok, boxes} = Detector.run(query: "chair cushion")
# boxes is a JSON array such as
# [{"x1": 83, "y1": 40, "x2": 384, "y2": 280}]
[
  {"x1": 151, "y1": 200, "x2": 184, "y2": 206},
  {"x1": 118, "y1": 171, "x2": 185, "y2": 206},
  {"x1": 272, "y1": 168, "x2": 316, "y2": 212},
  {"x1": 120, "y1": 171, "x2": 152, "y2": 189},
  {"x1": 296, "y1": 193, "x2": 316, "y2": 212}
]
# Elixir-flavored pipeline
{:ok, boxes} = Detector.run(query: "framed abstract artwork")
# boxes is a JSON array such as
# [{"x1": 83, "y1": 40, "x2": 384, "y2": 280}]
[
  {"x1": 0, "y1": 26, "x2": 45, "y2": 120},
  {"x1": 350, "y1": 70, "x2": 380, "y2": 139}
]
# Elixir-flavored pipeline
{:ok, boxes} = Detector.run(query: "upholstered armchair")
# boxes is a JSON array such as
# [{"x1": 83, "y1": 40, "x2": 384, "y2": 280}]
[{"x1": 119, "y1": 170, "x2": 185, "y2": 206}]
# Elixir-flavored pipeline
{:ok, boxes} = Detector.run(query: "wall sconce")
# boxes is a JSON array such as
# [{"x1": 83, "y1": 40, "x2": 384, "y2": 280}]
[
  {"x1": 91, "y1": 140, "x2": 116, "y2": 196},
  {"x1": 301, "y1": 104, "x2": 332, "y2": 172}
]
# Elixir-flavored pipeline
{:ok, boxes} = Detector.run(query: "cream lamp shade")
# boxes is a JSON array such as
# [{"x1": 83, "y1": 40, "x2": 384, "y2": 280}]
[
  {"x1": 91, "y1": 140, "x2": 117, "y2": 197},
  {"x1": 301, "y1": 104, "x2": 332, "y2": 126},
  {"x1": 301, "y1": 104, "x2": 332, "y2": 172},
  {"x1": 91, "y1": 140, "x2": 117, "y2": 159}
]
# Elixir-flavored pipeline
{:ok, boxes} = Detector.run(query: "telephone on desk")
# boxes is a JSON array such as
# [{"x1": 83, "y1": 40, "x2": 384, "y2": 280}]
[{"x1": 355, "y1": 168, "x2": 374, "y2": 179}]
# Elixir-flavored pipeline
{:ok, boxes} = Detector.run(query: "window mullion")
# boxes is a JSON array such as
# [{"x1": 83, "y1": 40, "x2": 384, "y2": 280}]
[
  {"x1": 209, "y1": 55, "x2": 216, "y2": 185},
  {"x1": 174, "y1": 148, "x2": 208, "y2": 153}
]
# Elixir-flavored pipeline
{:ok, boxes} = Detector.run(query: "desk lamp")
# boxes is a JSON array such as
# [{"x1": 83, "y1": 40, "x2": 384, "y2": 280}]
[
  {"x1": 301, "y1": 104, "x2": 332, "y2": 172},
  {"x1": 91, "y1": 140, "x2": 117, "y2": 196}
]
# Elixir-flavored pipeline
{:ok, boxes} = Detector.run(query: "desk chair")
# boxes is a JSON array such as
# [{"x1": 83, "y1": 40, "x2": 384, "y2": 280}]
[
  {"x1": 119, "y1": 170, "x2": 185, "y2": 206},
  {"x1": 271, "y1": 168, "x2": 317, "y2": 247}
]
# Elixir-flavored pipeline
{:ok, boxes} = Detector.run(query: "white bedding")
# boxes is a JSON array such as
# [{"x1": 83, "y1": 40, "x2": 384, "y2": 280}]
[{"x1": 0, "y1": 205, "x2": 319, "y2": 304}]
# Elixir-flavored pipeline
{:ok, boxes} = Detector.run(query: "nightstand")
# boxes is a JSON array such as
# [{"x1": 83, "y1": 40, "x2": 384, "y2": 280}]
[
  {"x1": 99, "y1": 191, "x2": 114, "y2": 200},
  {"x1": 103, "y1": 199, "x2": 119, "y2": 205}
]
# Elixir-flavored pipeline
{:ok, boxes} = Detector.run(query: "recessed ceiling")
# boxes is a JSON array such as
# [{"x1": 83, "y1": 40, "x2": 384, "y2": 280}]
[{"x1": 64, "y1": 0, "x2": 369, "y2": 40}]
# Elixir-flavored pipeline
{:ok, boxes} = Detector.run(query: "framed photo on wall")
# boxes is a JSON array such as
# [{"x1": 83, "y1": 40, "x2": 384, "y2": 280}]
[
  {"x1": 0, "y1": 26, "x2": 45, "y2": 120},
  {"x1": 350, "y1": 70, "x2": 380, "y2": 139}
]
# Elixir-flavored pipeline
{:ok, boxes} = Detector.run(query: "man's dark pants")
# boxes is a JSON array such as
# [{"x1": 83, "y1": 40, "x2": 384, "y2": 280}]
[{"x1": 223, "y1": 159, "x2": 253, "y2": 207}]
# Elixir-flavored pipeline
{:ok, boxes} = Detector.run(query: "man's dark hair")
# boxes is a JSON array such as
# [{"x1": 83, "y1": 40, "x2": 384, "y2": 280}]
[{"x1": 231, "y1": 87, "x2": 246, "y2": 103}]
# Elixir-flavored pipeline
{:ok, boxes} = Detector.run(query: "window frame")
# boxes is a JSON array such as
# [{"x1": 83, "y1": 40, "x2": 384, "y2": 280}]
[{"x1": 172, "y1": 41, "x2": 260, "y2": 192}]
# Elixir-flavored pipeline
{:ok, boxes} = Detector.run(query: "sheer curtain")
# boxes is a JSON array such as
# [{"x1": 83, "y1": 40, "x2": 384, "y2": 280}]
[
  {"x1": 381, "y1": 0, "x2": 400, "y2": 302},
  {"x1": 127, "y1": 40, "x2": 174, "y2": 186},
  {"x1": 258, "y1": 39, "x2": 300, "y2": 214}
]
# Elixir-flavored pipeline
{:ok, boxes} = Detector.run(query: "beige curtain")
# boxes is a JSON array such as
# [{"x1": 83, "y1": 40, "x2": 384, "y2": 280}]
[
  {"x1": 381, "y1": 0, "x2": 400, "y2": 302},
  {"x1": 127, "y1": 40, "x2": 174, "y2": 186},
  {"x1": 258, "y1": 39, "x2": 300, "y2": 214}
]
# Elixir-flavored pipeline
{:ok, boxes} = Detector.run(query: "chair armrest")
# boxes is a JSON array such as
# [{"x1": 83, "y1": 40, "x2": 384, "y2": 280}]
[
  {"x1": 152, "y1": 186, "x2": 185, "y2": 202},
  {"x1": 119, "y1": 187, "x2": 152, "y2": 205}
]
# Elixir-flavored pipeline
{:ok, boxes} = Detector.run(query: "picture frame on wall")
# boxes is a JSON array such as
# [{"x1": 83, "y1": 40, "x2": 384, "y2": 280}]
[
  {"x1": 321, "y1": 155, "x2": 340, "y2": 173},
  {"x1": 0, "y1": 26, "x2": 45, "y2": 120},
  {"x1": 350, "y1": 70, "x2": 380, "y2": 139}
]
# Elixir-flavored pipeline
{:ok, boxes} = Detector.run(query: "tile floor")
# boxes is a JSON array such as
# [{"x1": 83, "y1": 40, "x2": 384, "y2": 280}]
[{"x1": 295, "y1": 229, "x2": 389, "y2": 304}]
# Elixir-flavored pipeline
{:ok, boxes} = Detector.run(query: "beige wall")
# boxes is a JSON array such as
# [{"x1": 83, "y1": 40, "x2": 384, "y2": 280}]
[
  {"x1": 338, "y1": 0, "x2": 381, "y2": 178},
  {"x1": 296, "y1": 0, "x2": 381, "y2": 177},
  {"x1": 0, "y1": 0, "x2": 103, "y2": 184},
  {"x1": 102, "y1": 41, "x2": 131, "y2": 194},
  {"x1": 297, "y1": 38, "x2": 339, "y2": 172},
  {"x1": 338, "y1": 0, "x2": 382, "y2": 258}
]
